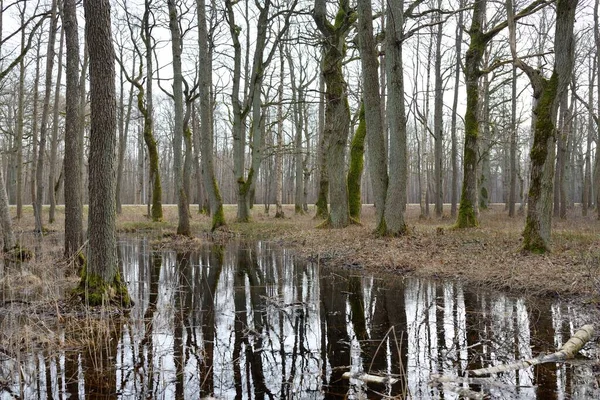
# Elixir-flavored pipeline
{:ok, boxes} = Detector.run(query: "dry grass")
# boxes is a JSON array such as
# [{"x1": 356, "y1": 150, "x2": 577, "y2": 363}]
[{"x1": 4, "y1": 203, "x2": 600, "y2": 304}]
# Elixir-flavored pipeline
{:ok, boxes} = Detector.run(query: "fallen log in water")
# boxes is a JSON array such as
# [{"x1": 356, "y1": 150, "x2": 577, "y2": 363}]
[
  {"x1": 468, "y1": 324, "x2": 594, "y2": 376},
  {"x1": 341, "y1": 372, "x2": 399, "y2": 385},
  {"x1": 429, "y1": 324, "x2": 595, "y2": 399}
]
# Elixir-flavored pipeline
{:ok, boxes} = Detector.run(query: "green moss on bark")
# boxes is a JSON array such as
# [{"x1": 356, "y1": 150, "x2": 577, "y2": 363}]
[
  {"x1": 347, "y1": 103, "x2": 366, "y2": 221},
  {"x1": 76, "y1": 259, "x2": 132, "y2": 307}
]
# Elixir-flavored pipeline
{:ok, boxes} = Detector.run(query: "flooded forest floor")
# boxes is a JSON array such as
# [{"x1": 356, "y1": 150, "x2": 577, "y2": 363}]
[{"x1": 5, "y1": 203, "x2": 599, "y2": 302}]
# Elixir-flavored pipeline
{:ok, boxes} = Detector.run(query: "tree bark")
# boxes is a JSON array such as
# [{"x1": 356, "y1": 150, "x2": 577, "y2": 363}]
[
  {"x1": 313, "y1": 0, "x2": 355, "y2": 228},
  {"x1": 63, "y1": 0, "x2": 84, "y2": 258},
  {"x1": 49, "y1": 23, "x2": 64, "y2": 224},
  {"x1": 15, "y1": 4, "x2": 26, "y2": 220},
  {"x1": 168, "y1": 0, "x2": 190, "y2": 236},
  {"x1": 34, "y1": 0, "x2": 59, "y2": 235},
  {"x1": 510, "y1": 0, "x2": 578, "y2": 253},
  {"x1": 0, "y1": 167, "x2": 16, "y2": 251},
  {"x1": 450, "y1": 0, "x2": 465, "y2": 218},
  {"x1": 433, "y1": 0, "x2": 444, "y2": 218},
  {"x1": 508, "y1": 65, "x2": 518, "y2": 217},
  {"x1": 81, "y1": 0, "x2": 130, "y2": 306},
  {"x1": 314, "y1": 70, "x2": 328, "y2": 219},
  {"x1": 383, "y1": 0, "x2": 408, "y2": 236},
  {"x1": 456, "y1": 0, "x2": 486, "y2": 228},
  {"x1": 357, "y1": 0, "x2": 388, "y2": 230},
  {"x1": 275, "y1": 46, "x2": 285, "y2": 218},
  {"x1": 197, "y1": 0, "x2": 225, "y2": 230},
  {"x1": 347, "y1": 103, "x2": 366, "y2": 220}
]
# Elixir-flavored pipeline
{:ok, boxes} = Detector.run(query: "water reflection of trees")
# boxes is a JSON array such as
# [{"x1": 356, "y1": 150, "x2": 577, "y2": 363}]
[{"x1": 1, "y1": 239, "x2": 599, "y2": 399}]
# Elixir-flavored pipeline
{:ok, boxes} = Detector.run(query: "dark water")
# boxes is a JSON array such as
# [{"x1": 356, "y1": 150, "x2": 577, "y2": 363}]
[{"x1": 1, "y1": 238, "x2": 599, "y2": 399}]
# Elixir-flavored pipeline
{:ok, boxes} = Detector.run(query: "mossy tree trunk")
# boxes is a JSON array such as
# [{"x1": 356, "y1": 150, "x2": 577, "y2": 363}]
[
  {"x1": 118, "y1": 0, "x2": 163, "y2": 222},
  {"x1": 313, "y1": 0, "x2": 355, "y2": 228},
  {"x1": 347, "y1": 103, "x2": 366, "y2": 221},
  {"x1": 457, "y1": 0, "x2": 549, "y2": 228},
  {"x1": 81, "y1": 0, "x2": 130, "y2": 307},
  {"x1": 506, "y1": 0, "x2": 578, "y2": 253},
  {"x1": 64, "y1": 0, "x2": 84, "y2": 258},
  {"x1": 456, "y1": 0, "x2": 486, "y2": 228},
  {"x1": 197, "y1": 0, "x2": 225, "y2": 230},
  {"x1": 314, "y1": 72, "x2": 328, "y2": 219}
]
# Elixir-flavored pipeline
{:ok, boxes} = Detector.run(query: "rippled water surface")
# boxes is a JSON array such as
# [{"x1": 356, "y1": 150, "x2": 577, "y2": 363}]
[{"x1": 1, "y1": 238, "x2": 599, "y2": 399}]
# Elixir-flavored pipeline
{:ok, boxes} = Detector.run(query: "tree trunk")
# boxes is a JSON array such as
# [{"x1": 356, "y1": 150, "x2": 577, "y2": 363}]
[
  {"x1": 0, "y1": 167, "x2": 16, "y2": 251},
  {"x1": 479, "y1": 73, "x2": 491, "y2": 211},
  {"x1": 383, "y1": 0, "x2": 408, "y2": 236},
  {"x1": 15, "y1": 5, "x2": 26, "y2": 220},
  {"x1": 347, "y1": 103, "x2": 366, "y2": 221},
  {"x1": 433, "y1": 0, "x2": 444, "y2": 218},
  {"x1": 583, "y1": 60, "x2": 594, "y2": 216},
  {"x1": 357, "y1": 0, "x2": 388, "y2": 230},
  {"x1": 116, "y1": 48, "x2": 135, "y2": 215},
  {"x1": 275, "y1": 48, "x2": 285, "y2": 219},
  {"x1": 81, "y1": 0, "x2": 130, "y2": 306},
  {"x1": 313, "y1": 0, "x2": 354, "y2": 228},
  {"x1": 456, "y1": 0, "x2": 486, "y2": 228},
  {"x1": 168, "y1": 0, "x2": 190, "y2": 236},
  {"x1": 35, "y1": 0, "x2": 59, "y2": 234},
  {"x1": 63, "y1": 0, "x2": 84, "y2": 258},
  {"x1": 518, "y1": 0, "x2": 578, "y2": 253},
  {"x1": 197, "y1": 0, "x2": 225, "y2": 230},
  {"x1": 450, "y1": 0, "x2": 465, "y2": 218},
  {"x1": 508, "y1": 65, "x2": 518, "y2": 217},
  {"x1": 48, "y1": 24, "x2": 64, "y2": 224},
  {"x1": 314, "y1": 70, "x2": 328, "y2": 219},
  {"x1": 596, "y1": 0, "x2": 600, "y2": 219},
  {"x1": 30, "y1": 34, "x2": 41, "y2": 226}
]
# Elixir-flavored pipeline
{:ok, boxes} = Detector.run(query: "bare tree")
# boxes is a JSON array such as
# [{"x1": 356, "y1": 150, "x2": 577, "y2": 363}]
[{"x1": 456, "y1": 0, "x2": 548, "y2": 228}]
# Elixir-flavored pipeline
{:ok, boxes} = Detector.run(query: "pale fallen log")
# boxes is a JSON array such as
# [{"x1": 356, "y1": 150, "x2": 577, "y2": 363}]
[
  {"x1": 469, "y1": 324, "x2": 594, "y2": 377},
  {"x1": 341, "y1": 372, "x2": 399, "y2": 385}
]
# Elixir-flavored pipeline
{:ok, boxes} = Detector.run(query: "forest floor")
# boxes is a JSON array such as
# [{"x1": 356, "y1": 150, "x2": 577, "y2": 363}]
[{"x1": 3, "y1": 203, "x2": 600, "y2": 302}]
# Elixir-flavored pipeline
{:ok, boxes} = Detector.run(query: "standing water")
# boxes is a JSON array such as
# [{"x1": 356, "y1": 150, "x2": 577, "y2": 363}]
[{"x1": 1, "y1": 238, "x2": 599, "y2": 399}]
